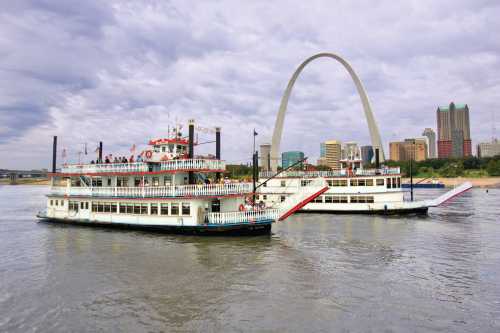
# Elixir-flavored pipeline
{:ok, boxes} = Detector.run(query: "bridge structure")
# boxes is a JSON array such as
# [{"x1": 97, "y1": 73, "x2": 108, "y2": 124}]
[{"x1": 270, "y1": 52, "x2": 386, "y2": 171}]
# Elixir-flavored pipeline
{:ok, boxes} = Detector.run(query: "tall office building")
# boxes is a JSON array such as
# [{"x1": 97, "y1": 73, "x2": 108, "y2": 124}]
[
  {"x1": 477, "y1": 139, "x2": 500, "y2": 158},
  {"x1": 281, "y1": 151, "x2": 304, "y2": 169},
  {"x1": 422, "y1": 128, "x2": 436, "y2": 158},
  {"x1": 389, "y1": 138, "x2": 427, "y2": 162},
  {"x1": 361, "y1": 145, "x2": 374, "y2": 165},
  {"x1": 437, "y1": 102, "x2": 471, "y2": 158},
  {"x1": 320, "y1": 143, "x2": 326, "y2": 158},
  {"x1": 259, "y1": 143, "x2": 271, "y2": 171},
  {"x1": 324, "y1": 140, "x2": 342, "y2": 170}
]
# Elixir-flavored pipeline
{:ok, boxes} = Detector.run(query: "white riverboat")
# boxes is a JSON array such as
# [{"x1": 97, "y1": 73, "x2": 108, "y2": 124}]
[
  {"x1": 37, "y1": 121, "x2": 328, "y2": 235},
  {"x1": 257, "y1": 162, "x2": 472, "y2": 215}
]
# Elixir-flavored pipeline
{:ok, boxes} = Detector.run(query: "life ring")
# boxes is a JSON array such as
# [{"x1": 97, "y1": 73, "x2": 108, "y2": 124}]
[
  {"x1": 238, "y1": 204, "x2": 245, "y2": 212},
  {"x1": 145, "y1": 150, "x2": 153, "y2": 159}
]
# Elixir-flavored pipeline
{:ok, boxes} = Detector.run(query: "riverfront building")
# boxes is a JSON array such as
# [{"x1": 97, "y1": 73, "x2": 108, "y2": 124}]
[
  {"x1": 324, "y1": 140, "x2": 342, "y2": 170},
  {"x1": 361, "y1": 145, "x2": 374, "y2": 166},
  {"x1": 477, "y1": 139, "x2": 500, "y2": 158},
  {"x1": 389, "y1": 138, "x2": 428, "y2": 162},
  {"x1": 282, "y1": 151, "x2": 305, "y2": 169},
  {"x1": 259, "y1": 143, "x2": 271, "y2": 171},
  {"x1": 422, "y1": 128, "x2": 436, "y2": 159},
  {"x1": 437, "y1": 102, "x2": 471, "y2": 158}
]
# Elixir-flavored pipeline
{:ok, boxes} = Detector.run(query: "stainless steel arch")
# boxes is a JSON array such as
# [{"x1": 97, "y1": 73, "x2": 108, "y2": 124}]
[{"x1": 270, "y1": 53, "x2": 385, "y2": 171}]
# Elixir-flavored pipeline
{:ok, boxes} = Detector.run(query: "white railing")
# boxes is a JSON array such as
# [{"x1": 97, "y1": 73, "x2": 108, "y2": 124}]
[
  {"x1": 60, "y1": 159, "x2": 225, "y2": 174},
  {"x1": 207, "y1": 209, "x2": 280, "y2": 224},
  {"x1": 50, "y1": 183, "x2": 252, "y2": 198},
  {"x1": 159, "y1": 159, "x2": 225, "y2": 171},
  {"x1": 259, "y1": 167, "x2": 400, "y2": 179}
]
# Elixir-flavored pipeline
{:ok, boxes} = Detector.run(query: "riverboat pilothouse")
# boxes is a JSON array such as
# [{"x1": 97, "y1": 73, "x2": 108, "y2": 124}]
[{"x1": 37, "y1": 120, "x2": 328, "y2": 235}]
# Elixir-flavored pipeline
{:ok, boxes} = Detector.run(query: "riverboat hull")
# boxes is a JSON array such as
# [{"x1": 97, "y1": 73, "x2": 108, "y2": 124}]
[{"x1": 36, "y1": 214, "x2": 273, "y2": 236}]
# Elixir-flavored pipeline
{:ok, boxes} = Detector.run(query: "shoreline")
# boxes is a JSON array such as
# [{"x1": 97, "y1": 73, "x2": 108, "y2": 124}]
[{"x1": 403, "y1": 177, "x2": 500, "y2": 188}]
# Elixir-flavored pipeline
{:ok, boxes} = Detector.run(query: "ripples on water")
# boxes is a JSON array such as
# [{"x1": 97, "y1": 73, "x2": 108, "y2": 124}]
[{"x1": 0, "y1": 185, "x2": 499, "y2": 332}]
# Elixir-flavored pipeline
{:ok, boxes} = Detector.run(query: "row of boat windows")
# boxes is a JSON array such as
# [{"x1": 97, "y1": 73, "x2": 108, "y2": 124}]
[
  {"x1": 259, "y1": 194, "x2": 374, "y2": 203},
  {"x1": 297, "y1": 178, "x2": 401, "y2": 188},
  {"x1": 64, "y1": 201, "x2": 191, "y2": 216},
  {"x1": 73, "y1": 176, "x2": 173, "y2": 187},
  {"x1": 304, "y1": 195, "x2": 374, "y2": 204}
]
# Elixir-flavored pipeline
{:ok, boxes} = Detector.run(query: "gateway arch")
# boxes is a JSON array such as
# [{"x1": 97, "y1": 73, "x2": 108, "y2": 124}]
[{"x1": 270, "y1": 52, "x2": 385, "y2": 171}]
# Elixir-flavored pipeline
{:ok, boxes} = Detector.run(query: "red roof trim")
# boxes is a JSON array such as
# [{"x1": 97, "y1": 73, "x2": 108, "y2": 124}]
[{"x1": 47, "y1": 193, "x2": 246, "y2": 200}]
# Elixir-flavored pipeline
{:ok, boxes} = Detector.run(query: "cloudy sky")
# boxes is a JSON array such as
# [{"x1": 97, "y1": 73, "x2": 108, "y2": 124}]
[{"x1": 1, "y1": 0, "x2": 499, "y2": 169}]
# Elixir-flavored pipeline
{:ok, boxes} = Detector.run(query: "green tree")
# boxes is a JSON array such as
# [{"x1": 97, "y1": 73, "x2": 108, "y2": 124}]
[
  {"x1": 486, "y1": 160, "x2": 500, "y2": 176},
  {"x1": 439, "y1": 161, "x2": 464, "y2": 177}
]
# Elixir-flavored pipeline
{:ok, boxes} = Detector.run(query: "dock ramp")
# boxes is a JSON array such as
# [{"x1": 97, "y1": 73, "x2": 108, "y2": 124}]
[
  {"x1": 428, "y1": 181, "x2": 473, "y2": 207},
  {"x1": 276, "y1": 177, "x2": 329, "y2": 221}
]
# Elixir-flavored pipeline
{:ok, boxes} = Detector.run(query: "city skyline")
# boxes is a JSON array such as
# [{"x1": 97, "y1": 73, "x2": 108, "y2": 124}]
[{"x1": 1, "y1": 1, "x2": 500, "y2": 169}]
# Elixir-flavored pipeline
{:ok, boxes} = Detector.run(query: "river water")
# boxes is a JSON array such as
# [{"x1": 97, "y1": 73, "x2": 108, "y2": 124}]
[{"x1": 0, "y1": 185, "x2": 499, "y2": 332}]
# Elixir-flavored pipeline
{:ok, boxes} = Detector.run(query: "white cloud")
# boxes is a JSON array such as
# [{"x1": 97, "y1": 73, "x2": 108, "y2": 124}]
[{"x1": 1, "y1": 0, "x2": 500, "y2": 169}]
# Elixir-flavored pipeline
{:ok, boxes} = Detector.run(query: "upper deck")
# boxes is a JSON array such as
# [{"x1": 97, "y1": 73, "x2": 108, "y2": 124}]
[
  {"x1": 259, "y1": 167, "x2": 400, "y2": 179},
  {"x1": 55, "y1": 159, "x2": 225, "y2": 176}
]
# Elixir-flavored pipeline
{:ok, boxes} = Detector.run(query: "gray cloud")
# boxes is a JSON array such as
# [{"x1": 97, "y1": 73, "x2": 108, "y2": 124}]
[{"x1": 1, "y1": 0, "x2": 500, "y2": 169}]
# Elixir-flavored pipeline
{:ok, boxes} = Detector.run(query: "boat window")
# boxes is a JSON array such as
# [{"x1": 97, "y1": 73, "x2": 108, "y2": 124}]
[
  {"x1": 313, "y1": 196, "x2": 323, "y2": 203},
  {"x1": 134, "y1": 177, "x2": 141, "y2": 187},
  {"x1": 280, "y1": 196, "x2": 286, "y2": 202},
  {"x1": 92, "y1": 177, "x2": 102, "y2": 187},
  {"x1": 386, "y1": 178, "x2": 391, "y2": 189},
  {"x1": 168, "y1": 144, "x2": 174, "y2": 153},
  {"x1": 117, "y1": 177, "x2": 128, "y2": 187},
  {"x1": 367, "y1": 196, "x2": 374, "y2": 203},
  {"x1": 162, "y1": 146, "x2": 166, "y2": 152},
  {"x1": 281, "y1": 181, "x2": 286, "y2": 187},
  {"x1": 350, "y1": 196, "x2": 358, "y2": 203},
  {"x1": 301, "y1": 179, "x2": 312, "y2": 187},
  {"x1": 160, "y1": 203, "x2": 169, "y2": 215},
  {"x1": 358, "y1": 179, "x2": 366, "y2": 186},
  {"x1": 182, "y1": 203, "x2": 190, "y2": 215},
  {"x1": 107, "y1": 178, "x2": 112, "y2": 186},
  {"x1": 69, "y1": 201, "x2": 79, "y2": 211},
  {"x1": 151, "y1": 203, "x2": 158, "y2": 215},
  {"x1": 92, "y1": 202, "x2": 97, "y2": 212},
  {"x1": 141, "y1": 204, "x2": 148, "y2": 215},
  {"x1": 152, "y1": 177, "x2": 159, "y2": 186},
  {"x1": 103, "y1": 203, "x2": 111, "y2": 213},
  {"x1": 171, "y1": 203, "x2": 179, "y2": 215},
  {"x1": 133, "y1": 204, "x2": 141, "y2": 214},
  {"x1": 50, "y1": 200, "x2": 53, "y2": 206},
  {"x1": 263, "y1": 195, "x2": 267, "y2": 200},
  {"x1": 126, "y1": 203, "x2": 133, "y2": 214},
  {"x1": 325, "y1": 196, "x2": 333, "y2": 203},
  {"x1": 80, "y1": 202, "x2": 84, "y2": 209},
  {"x1": 54, "y1": 200, "x2": 58, "y2": 206},
  {"x1": 119, "y1": 203, "x2": 126, "y2": 213},
  {"x1": 350, "y1": 179, "x2": 357, "y2": 186},
  {"x1": 111, "y1": 203, "x2": 117, "y2": 213},
  {"x1": 366, "y1": 179, "x2": 374, "y2": 186},
  {"x1": 397, "y1": 177, "x2": 401, "y2": 188},
  {"x1": 340, "y1": 196, "x2": 348, "y2": 203},
  {"x1": 164, "y1": 175, "x2": 172, "y2": 186},
  {"x1": 154, "y1": 146, "x2": 160, "y2": 153},
  {"x1": 376, "y1": 178, "x2": 384, "y2": 186}
]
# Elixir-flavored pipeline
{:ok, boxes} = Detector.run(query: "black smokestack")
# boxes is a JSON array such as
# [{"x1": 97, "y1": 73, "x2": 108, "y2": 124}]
[
  {"x1": 52, "y1": 136, "x2": 57, "y2": 173},
  {"x1": 375, "y1": 148, "x2": 380, "y2": 169},
  {"x1": 215, "y1": 127, "x2": 221, "y2": 181},
  {"x1": 215, "y1": 127, "x2": 221, "y2": 160},
  {"x1": 188, "y1": 119, "x2": 195, "y2": 184},
  {"x1": 99, "y1": 141, "x2": 103, "y2": 163}
]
